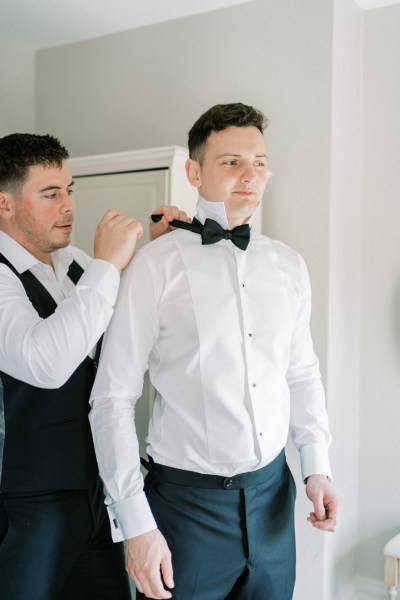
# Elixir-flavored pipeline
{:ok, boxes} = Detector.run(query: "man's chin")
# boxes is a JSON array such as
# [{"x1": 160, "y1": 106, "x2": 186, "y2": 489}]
[{"x1": 50, "y1": 237, "x2": 71, "y2": 252}]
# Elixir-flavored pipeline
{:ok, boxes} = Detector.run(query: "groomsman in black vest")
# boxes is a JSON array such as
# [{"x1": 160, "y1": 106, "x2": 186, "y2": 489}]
[{"x1": 0, "y1": 133, "x2": 183, "y2": 600}]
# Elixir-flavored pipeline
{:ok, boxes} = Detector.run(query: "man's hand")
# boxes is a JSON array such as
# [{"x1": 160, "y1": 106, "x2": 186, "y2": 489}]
[
  {"x1": 94, "y1": 208, "x2": 143, "y2": 271},
  {"x1": 150, "y1": 205, "x2": 191, "y2": 241},
  {"x1": 125, "y1": 529, "x2": 174, "y2": 599},
  {"x1": 305, "y1": 475, "x2": 341, "y2": 532}
]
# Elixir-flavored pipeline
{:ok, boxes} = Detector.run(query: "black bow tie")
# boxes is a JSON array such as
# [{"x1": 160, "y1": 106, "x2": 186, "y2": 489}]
[
  {"x1": 151, "y1": 215, "x2": 251, "y2": 251},
  {"x1": 196, "y1": 218, "x2": 250, "y2": 250}
]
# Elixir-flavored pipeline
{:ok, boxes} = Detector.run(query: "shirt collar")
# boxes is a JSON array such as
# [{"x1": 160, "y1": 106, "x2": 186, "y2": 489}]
[
  {"x1": 0, "y1": 230, "x2": 74, "y2": 279},
  {"x1": 195, "y1": 197, "x2": 231, "y2": 229},
  {"x1": 195, "y1": 196, "x2": 260, "y2": 230}
]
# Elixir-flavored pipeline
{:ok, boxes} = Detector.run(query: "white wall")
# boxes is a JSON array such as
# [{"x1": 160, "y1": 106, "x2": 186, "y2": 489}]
[
  {"x1": 327, "y1": 1, "x2": 364, "y2": 598},
  {"x1": 0, "y1": 39, "x2": 35, "y2": 135},
  {"x1": 358, "y1": 2, "x2": 400, "y2": 586}
]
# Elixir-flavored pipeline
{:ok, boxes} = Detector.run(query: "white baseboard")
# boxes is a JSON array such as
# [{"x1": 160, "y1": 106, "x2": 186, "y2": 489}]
[
  {"x1": 335, "y1": 579, "x2": 357, "y2": 600},
  {"x1": 352, "y1": 575, "x2": 387, "y2": 600}
]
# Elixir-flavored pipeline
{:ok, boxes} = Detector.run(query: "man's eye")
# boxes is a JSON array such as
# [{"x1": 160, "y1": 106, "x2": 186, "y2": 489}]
[
  {"x1": 224, "y1": 160, "x2": 237, "y2": 166},
  {"x1": 68, "y1": 189, "x2": 74, "y2": 196}
]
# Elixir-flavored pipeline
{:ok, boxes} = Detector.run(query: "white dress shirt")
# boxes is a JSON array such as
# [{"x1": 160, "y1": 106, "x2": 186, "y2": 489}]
[
  {"x1": 0, "y1": 231, "x2": 120, "y2": 388},
  {"x1": 89, "y1": 197, "x2": 332, "y2": 543}
]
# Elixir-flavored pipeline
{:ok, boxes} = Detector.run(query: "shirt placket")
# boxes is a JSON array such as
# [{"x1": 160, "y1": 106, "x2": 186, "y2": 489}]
[{"x1": 234, "y1": 246, "x2": 264, "y2": 459}]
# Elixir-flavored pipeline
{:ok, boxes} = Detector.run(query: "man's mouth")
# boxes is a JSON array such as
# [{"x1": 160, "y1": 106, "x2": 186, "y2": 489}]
[{"x1": 55, "y1": 222, "x2": 73, "y2": 230}]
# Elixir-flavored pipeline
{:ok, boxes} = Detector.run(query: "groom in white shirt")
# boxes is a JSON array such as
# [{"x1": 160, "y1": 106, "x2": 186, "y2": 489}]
[{"x1": 90, "y1": 102, "x2": 341, "y2": 600}]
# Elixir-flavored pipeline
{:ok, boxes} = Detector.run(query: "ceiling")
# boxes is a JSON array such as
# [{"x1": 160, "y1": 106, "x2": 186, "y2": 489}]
[
  {"x1": 354, "y1": 0, "x2": 400, "y2": 7},
  {"x1": 1, "y1": 0, "x2": 400, "y2": 50},
  {"x1": 0, "y1": 0, "x2": 253, "y2": 49}
]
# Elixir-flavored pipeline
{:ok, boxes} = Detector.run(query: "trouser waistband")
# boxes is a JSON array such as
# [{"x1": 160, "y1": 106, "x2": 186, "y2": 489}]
[{"x1": 141, "y1": 450, "x2": 285, "y2": 490}]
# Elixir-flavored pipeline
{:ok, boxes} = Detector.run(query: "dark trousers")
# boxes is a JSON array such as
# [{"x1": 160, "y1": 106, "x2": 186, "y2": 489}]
[
  {"x1": 0, "y1": 477, "x2": 131, "y2": 600},
  {"x1": 138, "y1": 451, "x2": 296, "y2": 600}
]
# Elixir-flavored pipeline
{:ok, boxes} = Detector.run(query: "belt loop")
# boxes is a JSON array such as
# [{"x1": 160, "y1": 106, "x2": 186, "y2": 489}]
[{"x1": 140, "y1": 456, "x2": 153, "y2": 472}]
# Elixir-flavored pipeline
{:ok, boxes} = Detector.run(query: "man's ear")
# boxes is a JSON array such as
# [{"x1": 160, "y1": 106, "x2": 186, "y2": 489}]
[
  {"x1": 185, "y1": 159, "x2": 202, "y2": 189},
  {"x1": 0, "y1": 191, "x2": 14, "y2": 220}
]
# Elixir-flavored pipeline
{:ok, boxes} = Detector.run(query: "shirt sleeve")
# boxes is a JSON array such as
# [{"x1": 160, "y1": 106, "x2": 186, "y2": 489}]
[
  {"x1": 0, "y1": 258, "x2": 120, "y2": 388},
  {"x1": 286, "y1": 255, "x2": 332, "y2": 481},
  {"x1": 89, "y1": 250, "x2": 160, "y2": 542}
]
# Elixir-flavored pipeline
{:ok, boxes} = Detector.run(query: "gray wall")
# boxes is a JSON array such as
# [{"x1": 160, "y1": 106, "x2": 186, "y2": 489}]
[
  {"x1": 36, "y1": 0, "x2": 333, "y2": 370},
  {"x1": 0, "y1": 39, "x2": 35, "y2": 135},
  {"x1": 36, "y1": 2, "x2": 334, "y2": 597},
  {"x1": 3, "y1": 0, "x2": 399, "y2": 596}
]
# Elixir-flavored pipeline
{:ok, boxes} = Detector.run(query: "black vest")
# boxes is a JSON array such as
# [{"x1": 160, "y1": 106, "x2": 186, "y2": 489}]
[{"x1": 0, "y1": 254, "x2": 99, "y2": 492}]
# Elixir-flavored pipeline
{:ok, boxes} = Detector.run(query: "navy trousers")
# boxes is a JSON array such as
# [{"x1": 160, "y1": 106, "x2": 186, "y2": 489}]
[
  {"x1": 137, "y1": 451, "x2": 296, "y2": 600},
  {"x1": 0, "y1": 477, "x2": 131, "y2": 600}
]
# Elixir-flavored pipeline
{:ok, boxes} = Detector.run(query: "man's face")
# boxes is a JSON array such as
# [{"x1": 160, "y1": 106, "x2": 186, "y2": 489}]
[
  {"x1": 3, "y1": 161, "x2": 75, "y2": 264},
  {"x1": 187, "y1": 126, "x2": 268, "y2": 227}
]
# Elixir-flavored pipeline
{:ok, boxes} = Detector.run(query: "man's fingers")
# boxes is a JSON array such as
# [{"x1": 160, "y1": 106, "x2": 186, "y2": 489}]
[
  {"x1": 309, "y1": 489, "x2": 325, "y2": 521},
  {"x1": 152, "y1": 205, "x2": 178, "y2": 221},
  {"x1": 315, "y1": 501, "x2": 326, "y2": 521},
  {"x1": 307, "y1": 507, "x2": 338, "y2": 532},
  {"x1": 132, "y1": 576, "x2": 144, "y2": 594},
  {"x1": 161, "y1": 555, "x2": 175, "y2": 590},
  {"x1": 129, "y1": 567, "x2": 172, "y2": 599},
  {"x1": 177, "y1": 210, "x2": 191, "y2": 223},
  {"x1": 97, "y1": 207, "x2": 124, "y2": 225},
  {"x1": 152, "y1": 206, "x2": 191, "y2": 224},
  {"x1": 125, "y1": 530, "x2": 173, "y2": 599},
  {"x1": 307, "y1": 515, "x2": 337, "y2": 532},
  {"x1": 136, "y1": 573, "x2": 172, "y2": 599},
  {"x1": 94, "y1": 210, "x2": 143, "y2": 270},
  {"x1": 149, "y1": 205, "x2": 193, "y2": 240},
  {"x1": 305, "y1": 475, "x2": 341, "y2": 534}
]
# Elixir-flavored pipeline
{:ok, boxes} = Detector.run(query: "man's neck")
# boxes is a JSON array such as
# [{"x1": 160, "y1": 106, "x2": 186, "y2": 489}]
[
  {"x1": 226, "y1": 214, "x2": 253, "y2": 230},
  {"x1": 196, "y1": 196, "x2": 256, "y2": 231}
]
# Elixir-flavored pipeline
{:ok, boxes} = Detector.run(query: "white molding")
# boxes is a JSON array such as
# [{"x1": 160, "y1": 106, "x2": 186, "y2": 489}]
[
  {"x1": 68, "y1": 145, "x2": 200, "y2": 220},
  {"x1": 68, "y1": 146, "x2": 189, "y2": 177},
  {"x1": 353, "y1": 0, "x2": 400, "y2": 10}
]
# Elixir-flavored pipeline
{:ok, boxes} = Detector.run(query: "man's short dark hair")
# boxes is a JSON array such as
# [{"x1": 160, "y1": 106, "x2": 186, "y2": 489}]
[
  {"x1": 0, "y1": 133, "x2": 69, "y2": 196},
  {"x1": 188, "y1": 103, "x2": 268, "y2": 165}
]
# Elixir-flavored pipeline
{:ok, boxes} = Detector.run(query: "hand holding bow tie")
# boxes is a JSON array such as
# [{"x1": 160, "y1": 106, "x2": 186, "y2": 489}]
[{"x1": 151, "y1": 215, "x2": 250, "y2": 251}]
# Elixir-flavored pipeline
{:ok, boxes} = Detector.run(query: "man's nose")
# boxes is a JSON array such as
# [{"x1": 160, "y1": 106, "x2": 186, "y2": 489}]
[
  {"x1": 240, "y1": 164, "x2": 256, "y2": 183},
  {"x1": 61, "y1": 192, "x2": 75, "y2": 213}
]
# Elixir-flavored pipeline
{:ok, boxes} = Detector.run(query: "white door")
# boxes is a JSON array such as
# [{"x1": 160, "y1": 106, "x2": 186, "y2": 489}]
[
  {"x1": 72, "y1": 169, "x2": 168, "y2": 254},
  {"x1": 73, "y1": 170, "x2": 168, "y2": 460}
]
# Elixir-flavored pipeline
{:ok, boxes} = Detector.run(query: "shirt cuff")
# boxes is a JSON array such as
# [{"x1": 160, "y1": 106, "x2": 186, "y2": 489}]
[
  {"x1": 106, "y1": 492, "x2": 158, "y2": 542},
  {"x1": 300, "y1": 443, "x2": 332, "y2": 482},
  {"x1": 77, "y1": 259, "x2": 120, "y2": 307}
]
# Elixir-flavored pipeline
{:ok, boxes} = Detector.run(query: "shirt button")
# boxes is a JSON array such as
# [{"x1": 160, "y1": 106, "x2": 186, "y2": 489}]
[
  {"x1": 241, "y1": 284, "x2": 245, "y2": 288},
  {"x1": 223, "y1": 478, "x2": 233, "y2": 489},
  {"x1": 252, "y1": 383, "x2": 256, "y2": 388},
  {"x1": 259, "y1": 432, "x2": 263, "y2": 437},
  {"x1": 248, "y1": 333, "x2": 252, "y2": 337}
]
